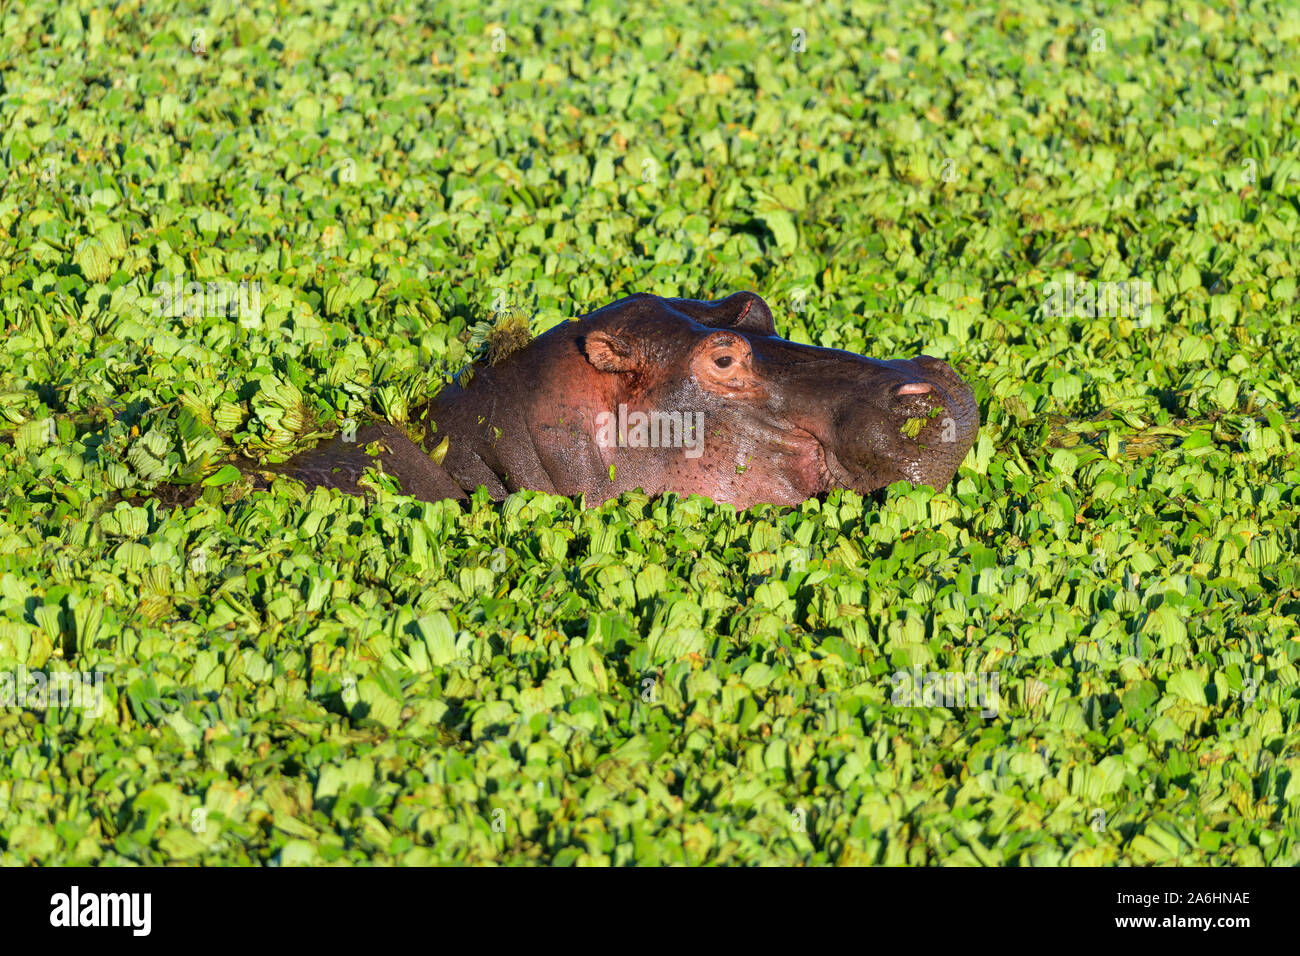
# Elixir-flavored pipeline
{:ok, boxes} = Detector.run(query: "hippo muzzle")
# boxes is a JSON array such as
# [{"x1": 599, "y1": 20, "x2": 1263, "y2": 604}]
[{"x1": 829, "y1": 354, "x2": 980, "y2": 494}]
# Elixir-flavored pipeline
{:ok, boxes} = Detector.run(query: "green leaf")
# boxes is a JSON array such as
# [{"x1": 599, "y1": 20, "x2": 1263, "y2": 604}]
[{"x1": 202, "y1": 464, "x2": 242, "y2": 486}]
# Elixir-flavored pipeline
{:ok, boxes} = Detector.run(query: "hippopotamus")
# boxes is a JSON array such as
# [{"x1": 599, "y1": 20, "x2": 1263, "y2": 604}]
[{"x1": 266, "y1": 292, "x2": 978, "y2": 509}]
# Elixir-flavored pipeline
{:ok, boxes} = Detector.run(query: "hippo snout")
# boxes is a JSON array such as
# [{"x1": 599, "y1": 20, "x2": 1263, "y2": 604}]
[{"x1": 834, "y1": 355, "x2": 979, "y2": 492}]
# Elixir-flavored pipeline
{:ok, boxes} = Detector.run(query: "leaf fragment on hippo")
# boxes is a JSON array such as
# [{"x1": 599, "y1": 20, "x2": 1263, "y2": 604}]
[
  {"x1": 202, "y1": 464, "x2": 242, "y2": 487},
  {"x1": 487, "y1": 310, "x2": 533, "y2": 364},
  {"x1": 430, "y1": 435, "x2": 449, "y2": 466},
  {"x1": 901, "y1": 417, "x2": 927, "y2": 438}
]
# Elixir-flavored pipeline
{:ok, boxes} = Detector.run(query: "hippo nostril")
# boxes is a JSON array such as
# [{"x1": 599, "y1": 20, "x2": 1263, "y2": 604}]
[{"x1": 894, "y1": 382, "x2": 933, "y2": 396}]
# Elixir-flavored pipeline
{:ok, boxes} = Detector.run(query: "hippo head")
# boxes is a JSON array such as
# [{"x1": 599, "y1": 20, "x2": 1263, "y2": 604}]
[
  {"x1": 571, "y1": 292, "x2": 979, "y2": 507},
  {"x1": 269, "y1": 291, "x2": 980, "y2": 510}
]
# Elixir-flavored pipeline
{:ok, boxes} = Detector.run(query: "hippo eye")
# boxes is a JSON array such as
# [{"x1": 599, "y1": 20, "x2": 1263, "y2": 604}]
[{"x1": 714, "y1": 355, "x2": 733, "y2": 369}]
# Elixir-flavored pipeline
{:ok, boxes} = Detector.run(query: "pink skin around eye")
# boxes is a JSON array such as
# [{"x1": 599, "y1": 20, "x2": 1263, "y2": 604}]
[{"x1": 895, "y1": 382, "x2": 933, "y2": 395}]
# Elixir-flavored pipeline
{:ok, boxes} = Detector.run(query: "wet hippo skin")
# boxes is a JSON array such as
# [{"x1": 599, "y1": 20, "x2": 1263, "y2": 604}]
[{"x1": 265, "y1": 292, "x2": 979, "y2": 510}]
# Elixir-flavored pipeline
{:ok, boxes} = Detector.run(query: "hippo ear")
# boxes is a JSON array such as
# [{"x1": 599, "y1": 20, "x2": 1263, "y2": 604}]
[
  {"x1": 670, "y1": 292, "x2": 777, "y2": 336},
  {"x1": 582, "y1": 329, "x2": 638, "y2": 372}
]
